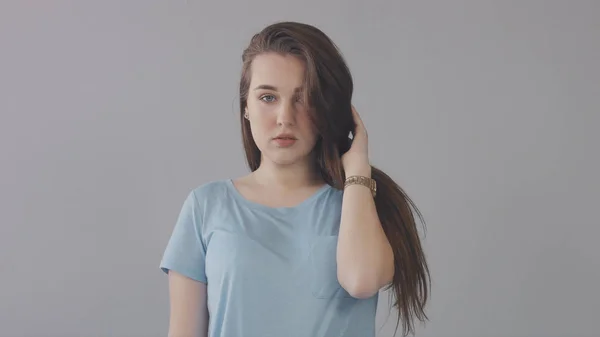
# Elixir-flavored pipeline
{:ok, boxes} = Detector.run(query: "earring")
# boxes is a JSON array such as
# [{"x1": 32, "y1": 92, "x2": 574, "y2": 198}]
[{"x1": 244, "y1": 111, "x2": 249, "y2": 119}]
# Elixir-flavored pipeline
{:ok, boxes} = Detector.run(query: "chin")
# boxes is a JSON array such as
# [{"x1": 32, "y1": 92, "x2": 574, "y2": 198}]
[
  {"x1": 264, "y1": 151, "x2": 308, "y2": 166},
  {"x1": 269, "y1": 155, "x2": 303, "y2": 166}
]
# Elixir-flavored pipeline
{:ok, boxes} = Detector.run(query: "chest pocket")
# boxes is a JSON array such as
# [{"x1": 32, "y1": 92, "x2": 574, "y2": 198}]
[{"x1": 308, "y1": 235, "x2": 354, "y2": 299}]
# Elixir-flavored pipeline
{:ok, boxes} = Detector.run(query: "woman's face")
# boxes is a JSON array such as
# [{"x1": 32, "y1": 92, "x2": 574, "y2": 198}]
[{"x1": 245, "y1": 52, "x2": 319, "y2": 167}]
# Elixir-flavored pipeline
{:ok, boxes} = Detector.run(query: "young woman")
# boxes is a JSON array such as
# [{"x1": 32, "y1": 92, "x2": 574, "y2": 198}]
[{"x1": 160, "y1": 21, "x2": 430, "y2": 337}]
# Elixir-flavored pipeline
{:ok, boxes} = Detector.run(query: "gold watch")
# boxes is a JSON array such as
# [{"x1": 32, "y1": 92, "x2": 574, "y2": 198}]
[{"x1": 344, "y1": 175, "x2": 377, "y2": 197}]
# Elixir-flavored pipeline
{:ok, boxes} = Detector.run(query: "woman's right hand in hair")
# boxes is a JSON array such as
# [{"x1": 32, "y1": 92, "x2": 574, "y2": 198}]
[
  {"x1": 342, "y1": 105, "x2": 371, "y2": 176},
  {"x1": 167, "y1": 271, "x2": 209, "y2": 337}
]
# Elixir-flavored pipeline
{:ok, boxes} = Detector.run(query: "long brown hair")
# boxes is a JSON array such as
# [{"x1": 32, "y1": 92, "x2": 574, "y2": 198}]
[{"x1": 238, "y1": 21, "x2": 430, "y2": 336}]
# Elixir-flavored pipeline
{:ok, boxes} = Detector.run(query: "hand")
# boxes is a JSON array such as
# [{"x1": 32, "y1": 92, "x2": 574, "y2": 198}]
[{"x1": 341, "y1": 105, "x2": 371, "y2": 177}]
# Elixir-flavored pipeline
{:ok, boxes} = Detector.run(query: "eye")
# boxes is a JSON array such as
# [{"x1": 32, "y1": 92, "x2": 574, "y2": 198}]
[{"x1": 260, "y1": 94, "x2": 276, "y2": 103}]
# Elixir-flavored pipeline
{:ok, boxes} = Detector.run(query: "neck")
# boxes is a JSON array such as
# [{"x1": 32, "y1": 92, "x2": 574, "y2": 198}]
[{"x1": 252, "y1": 156, "x2": 323, "y2": 190}]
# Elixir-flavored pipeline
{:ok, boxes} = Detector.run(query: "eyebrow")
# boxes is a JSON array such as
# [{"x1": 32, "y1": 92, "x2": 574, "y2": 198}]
[{"x1": 253, "y1": 84, "x2": 303, "y2": 92}]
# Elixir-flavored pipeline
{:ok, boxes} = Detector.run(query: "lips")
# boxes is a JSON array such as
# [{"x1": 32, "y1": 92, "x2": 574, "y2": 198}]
[
  {"x1": 273, "y1": 134, "x2": 297, "y2": 147},
  {"x1": 273, "y1": 134, "x2": 297, "y2": 140}
]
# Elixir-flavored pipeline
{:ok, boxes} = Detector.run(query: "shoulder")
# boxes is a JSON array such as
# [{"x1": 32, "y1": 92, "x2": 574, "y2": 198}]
[
  {"x1": 184, "y1": 179, "x2": 232, "y2": 207},
  {"x1": 322, "y1": 184, "x2": 344, "y2": 204},
  {"x1": 175, "y1": 179, "x2": 233, "y2": 226},
  {"x1": 190, "y1": 179, "x2": 230, "y2": 197}
]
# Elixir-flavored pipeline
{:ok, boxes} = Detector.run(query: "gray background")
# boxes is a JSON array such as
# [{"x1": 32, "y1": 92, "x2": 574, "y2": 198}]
[{"x1": 1, "y1": 1, "x2": 598, "y2": 337}]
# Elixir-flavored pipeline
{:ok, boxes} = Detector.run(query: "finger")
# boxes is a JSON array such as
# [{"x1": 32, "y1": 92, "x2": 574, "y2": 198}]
[
  {"x1": 351, "y1": 105, "x2": 367, "y2": 136},
  {"x1": 351, "y1": 104, "x2": 361, "y2": 122}
]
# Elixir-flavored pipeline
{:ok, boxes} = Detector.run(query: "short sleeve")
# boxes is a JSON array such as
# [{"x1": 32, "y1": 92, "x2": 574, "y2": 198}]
[{"x1": 159, "y1": 190, "x2": 207, "y2": 283}]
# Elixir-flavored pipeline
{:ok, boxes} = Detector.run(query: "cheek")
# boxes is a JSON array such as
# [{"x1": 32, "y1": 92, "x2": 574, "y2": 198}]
[
  {"x1": 298, "y1": 114, "x2": 319, "y2": 140},
  {"x1": 248, "y1": 114, "x2": 275, "y2": 144}
]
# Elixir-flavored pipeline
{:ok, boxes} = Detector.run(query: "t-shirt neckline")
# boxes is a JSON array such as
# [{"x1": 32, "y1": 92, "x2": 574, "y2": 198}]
[{"x1": 225, "y1": 179, "x2": 332, "y2": 213}]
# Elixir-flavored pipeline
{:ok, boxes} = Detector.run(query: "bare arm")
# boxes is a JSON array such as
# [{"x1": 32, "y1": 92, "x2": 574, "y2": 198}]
[
  {"x1": 337, "y1": 166, "x2": 395, "y2": 299},
  {"x1": 167, "y1": 271, "x2": 209, "y2": 337}
]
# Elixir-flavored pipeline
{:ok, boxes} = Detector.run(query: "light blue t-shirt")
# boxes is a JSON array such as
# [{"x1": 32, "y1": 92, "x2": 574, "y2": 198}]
[{"x1": 160, "y1": 179, "x2": 378, "y2": 337}]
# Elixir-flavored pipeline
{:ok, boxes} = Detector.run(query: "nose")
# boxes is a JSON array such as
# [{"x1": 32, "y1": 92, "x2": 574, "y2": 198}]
[{"x1": 276, "y1": 100, "x2": 296, "y2": 127}]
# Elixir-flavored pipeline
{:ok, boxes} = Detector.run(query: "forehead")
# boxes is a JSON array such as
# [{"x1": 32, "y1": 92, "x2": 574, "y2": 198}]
[{"x1": 249, "y1": 53, "x2": 306, "y2": 91}]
